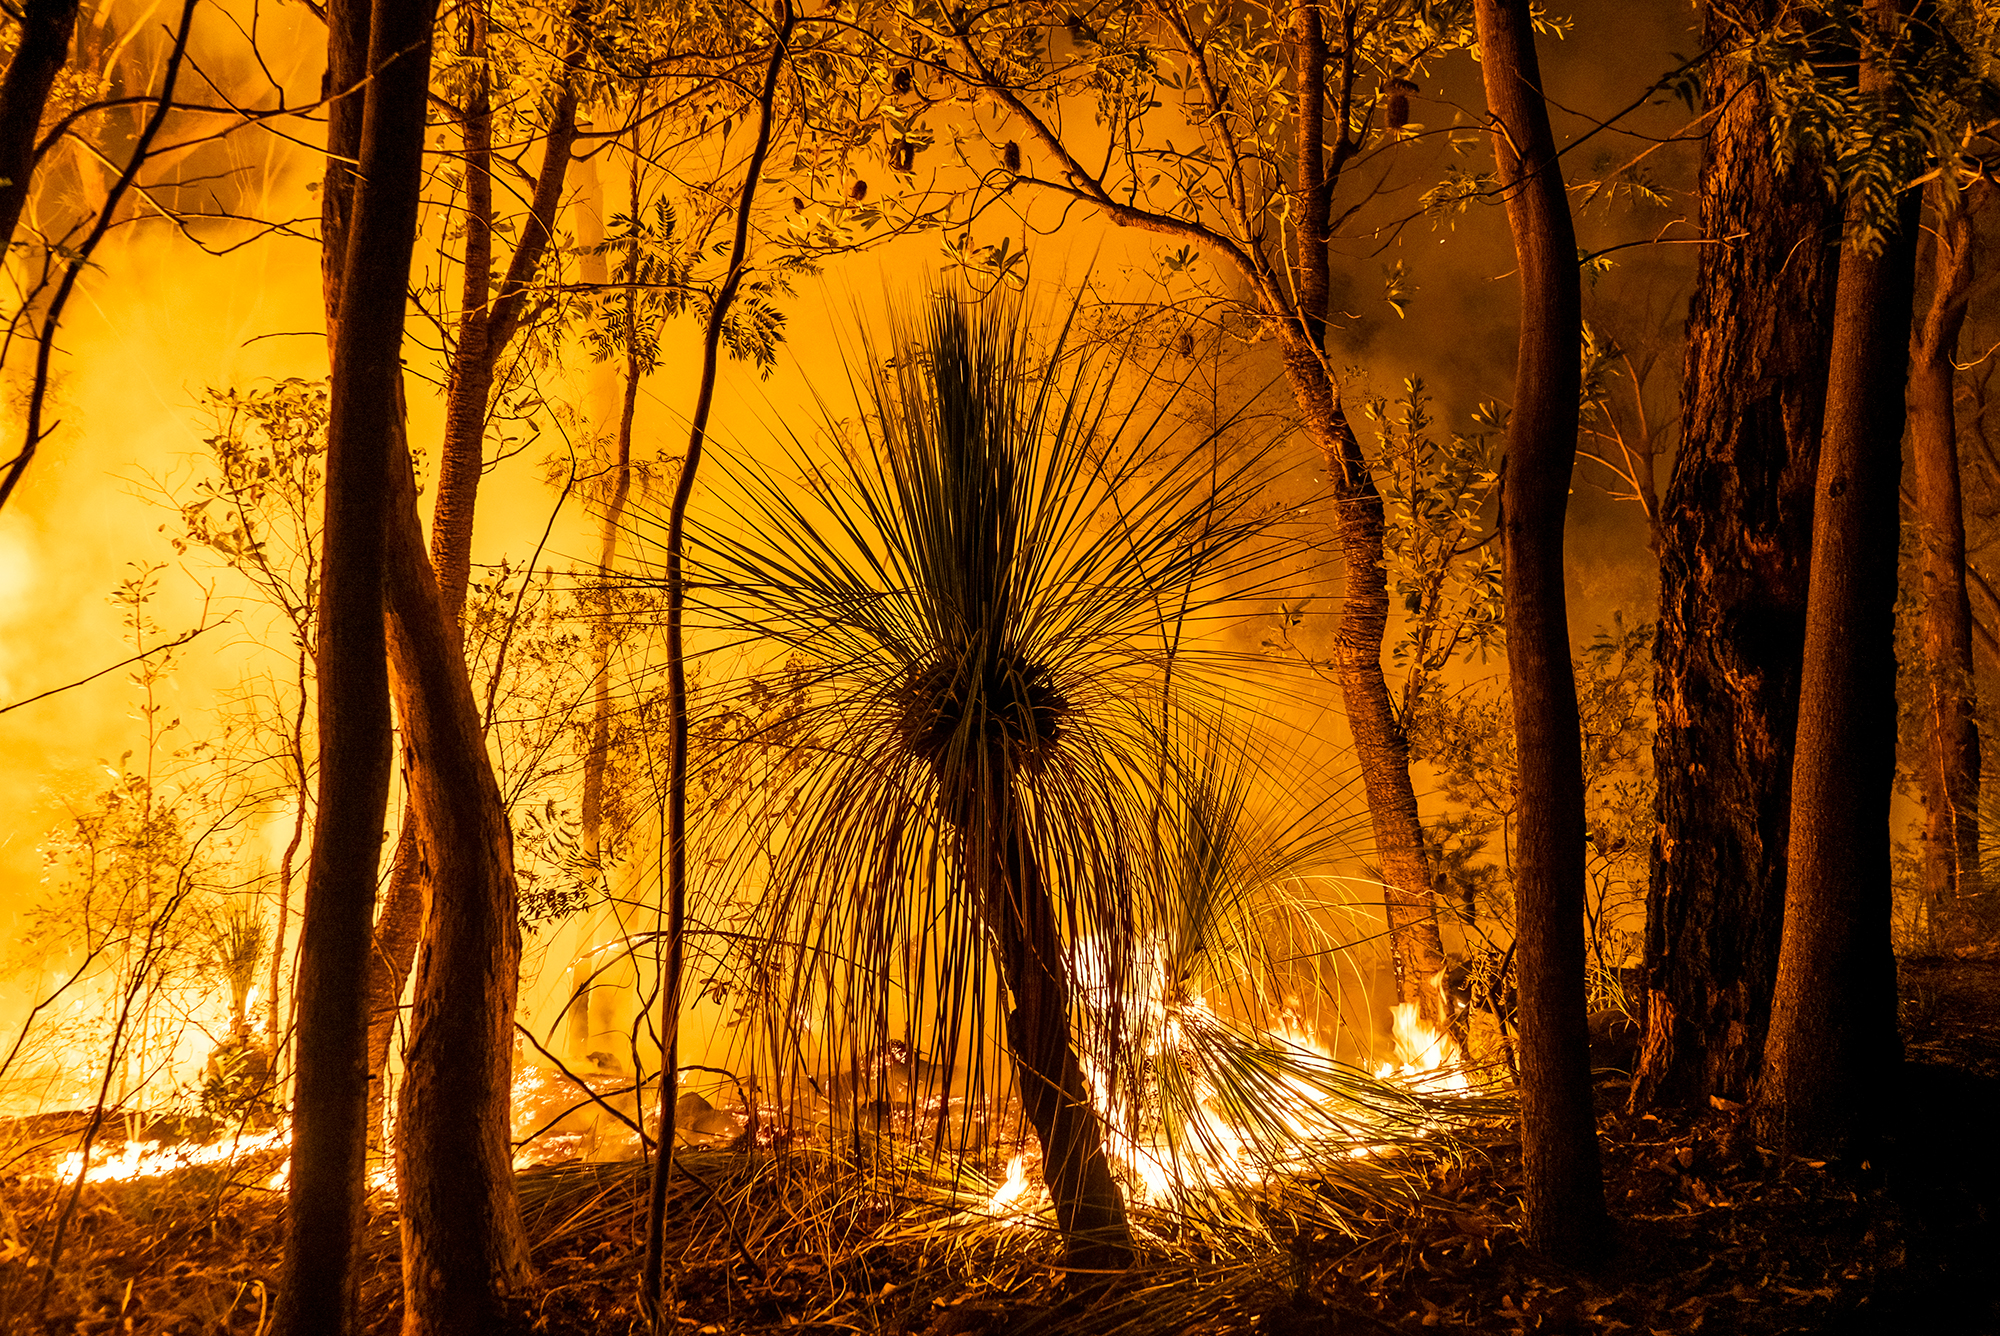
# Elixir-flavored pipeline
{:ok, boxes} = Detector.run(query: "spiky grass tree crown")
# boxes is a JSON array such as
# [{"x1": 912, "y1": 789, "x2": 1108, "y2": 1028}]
[{"x1": 683, "y1": 289, "x2": 1296, "y2": 1104}]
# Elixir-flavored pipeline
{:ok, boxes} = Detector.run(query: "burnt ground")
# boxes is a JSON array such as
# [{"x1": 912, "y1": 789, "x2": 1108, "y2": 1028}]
[{"x1": 1, "y1": 961, "x2": 1996, "y2": 1335}]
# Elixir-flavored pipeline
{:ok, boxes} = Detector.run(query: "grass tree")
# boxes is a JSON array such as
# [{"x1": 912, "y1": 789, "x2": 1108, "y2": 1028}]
[{"x1": 679, "y1": 292, "x2": 1293, "y2": 1271}]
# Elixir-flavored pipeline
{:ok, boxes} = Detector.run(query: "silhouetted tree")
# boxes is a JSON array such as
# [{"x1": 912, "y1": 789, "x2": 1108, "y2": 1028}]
[
  {"x1": 274, "y1": 0, "x2": 436, "y2": 1331},
  {"x1": 1472, "y1": 0, "x2": 1608, "y2": 1264},
  {"x1": 1759, "y1": 0, "x2": 1924, "y2": 1156}
]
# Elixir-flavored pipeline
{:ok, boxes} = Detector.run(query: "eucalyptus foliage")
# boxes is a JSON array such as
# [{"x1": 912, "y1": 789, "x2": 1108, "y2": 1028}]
[{"x1": 1750, "y1": 0, "x2": 2000, "y2": 250}]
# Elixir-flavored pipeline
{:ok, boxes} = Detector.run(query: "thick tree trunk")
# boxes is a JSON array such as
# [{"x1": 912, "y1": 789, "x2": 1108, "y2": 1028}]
[
  {"x1": 385, "y1": 440, "x2": 535, "y2": 1334},
  {"x1": 273, "y1": 0, "x2": 432, "y2": 1331},
  {"x1": 1908, "y1": 179, "x2": 1984, "y2": 955},
  {"x1": 1473, "y1": 0, "x2": 1606, "y2": 1264},
  {"x1": 1758, "y1": 0, "x2": 1921, "y2": 1157},
  {"x1": 0, "y1": 0, "x2": 80, "y2": 257},
  {"x1": 1633, "y1": 0, "x2": 1839, "y2": 1112}
]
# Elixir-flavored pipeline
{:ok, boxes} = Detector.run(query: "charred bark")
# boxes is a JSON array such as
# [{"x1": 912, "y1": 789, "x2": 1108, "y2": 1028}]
[
  {"x1": 274, "y1": 0, "x2": 433, "y2": 1331},
  {"x1": 1758, "y1": 0, "x2": 1921, "y2": 1157},
  {"x1": 1908, "y1": 179, "x2": 1985, "y2": 954},
  {"x1": 1634, "y1": 0, "x2": 1839, "y2": 1112},
  {"x1": 1473, "y1": 0, "x2": 1607, "y2": 1264},
  {"x1": 0, "y1": 0, "x2": 81, "y2": 256},
  {"x1": 980, "y1": 788, "x2": 1131, "y2": 1273}
]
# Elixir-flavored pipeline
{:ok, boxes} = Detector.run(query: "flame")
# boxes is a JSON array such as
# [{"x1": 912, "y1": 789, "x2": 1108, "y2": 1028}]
[
  {"x1": 1058, "y1": 936, "x2": 1481, "y2": 1210},
  {"x1": 54, "y1": 1126, "x2": 288, "y2": 1184},
  {"x1": 985, "y1": 1152, "x2": 1028, "y2": 1218},
  {"x1": 1375, "y1": 1001, "x2": 1471, "y2": 1096}
]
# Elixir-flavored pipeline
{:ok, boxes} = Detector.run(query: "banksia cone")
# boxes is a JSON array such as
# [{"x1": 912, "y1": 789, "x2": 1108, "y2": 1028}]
[
  {"x1": 1003, "y1": 140, "x2": 1021, "y2": 172},
  {"x1": 1385, "y1": 78, "x2": 1418, "y2": 130},
  {"x1": 851, "y1": 179, "x2": 869, "y2": 201}
]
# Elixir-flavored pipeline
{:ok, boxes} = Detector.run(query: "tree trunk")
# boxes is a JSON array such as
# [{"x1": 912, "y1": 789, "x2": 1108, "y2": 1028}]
[
  {"x1": 1473, "y1": 0, "x2": 1607, "y2": 1264},
  {"x1": 958, "y1": 776, "x2": 1132, "y2": 1272},
  {"x1": 1908, "y1": 178, "x2": 1984, "y2": 955},
  {"x1": 1633, "y1": 0, "x2": 1839, "y2": 1112},
  {"x1": 640, "y1": 18, "x2": 792, "y2": 1317},
  {"x1": 427, "y1": 0, "x2": 587, "y2": 628},
  {"x1": 958, "y1": 3, "x2": 1456, "y2": 1049},
  {"x1": 273, "y1": 0, "x2": 432, "y2": 1330},
  {"x1": 0, "y1": 0, "x2": 81, "y2": 258},
  {"x1": 363, "y1": 823, "x2": 422, "y2": 1149},
  {"x1": 578, "y1": 149, "x2": 641, "y2": 865},
  {"x1": 1758, "y1": 0, "x2": 1921, "y2": 1157},
  {"x1": 267, "y1": 652, "x2": 310, "y2": 1052},
  {"x1": 1282, "y1": 0, "x2": 1453, "y2": 1048},
  {"x1": 385, "y1": 438, "x2": 535, "y2": 1334},
  {"x1": 1276, "y1": 343, "x2": 1456, "y2": 1048},
  {"x1": 359, "y1": 0, "x2": 589, "y2": 1156}
]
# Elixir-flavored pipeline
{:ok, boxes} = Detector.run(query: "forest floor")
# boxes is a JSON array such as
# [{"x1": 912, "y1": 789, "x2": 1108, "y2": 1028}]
[{"x1": 1, "y1": 960, "x2": 1996, "y2": 1335}]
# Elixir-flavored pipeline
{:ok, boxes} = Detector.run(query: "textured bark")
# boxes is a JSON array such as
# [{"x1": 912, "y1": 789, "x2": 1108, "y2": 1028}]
[
  {"x1": 273, "y1": 0, "x2": 431, "y2": 1330},
  {"x1": 0, "y1": 0, "x2": 80, "y2": 257},
  {"x1": 1758, "y1": 0, "x2": 1921, "y2": 1157},
  {"x1": 385, "y1": 441, "x2": 534, "y2": 1334},
  {"x1": 1908, "y1": 180, "x2": 1984, "y2": 954},
  {"x1": 1633, "y1": 0, "x2": 1839, "y2": 1112},
  {"x1": 979, "y1": 789, "x2": 1131, "y2": 1272},
  {"x1": 1474, "y1": 0, "x2": 1606, "y2": 1264},
  {"x1": 363, "y1": 823, "x2": 422, "y2": 1150},
  {"x1": 1283, "y1": 0, "x2": 1449, "y2": 1043}
]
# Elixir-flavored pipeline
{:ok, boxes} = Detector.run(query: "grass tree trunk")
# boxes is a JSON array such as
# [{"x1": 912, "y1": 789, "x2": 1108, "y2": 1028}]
[
  {"x1": 273, "y1": 0, "x2": 431, "y2": 1331},
  {"x1": 961, "y1": 5, "x2": 1456, "y2": 1051},
  {"x1": 1474, "y1": 0, "x2": 1607, "y2": 1264},
  {"x1": 1908, "y1": 178, "x2": 1985, "y2": 956},
  {"x1": 966, "y1": 780, "x2": 1131, "y2": 1273},
  {"x1": 1758, "y1": 0, "x2": 1921, "y2": 1157},
  {"x1": 1635, "y1": 0, "x2": 1839, "y2": 1112}
]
